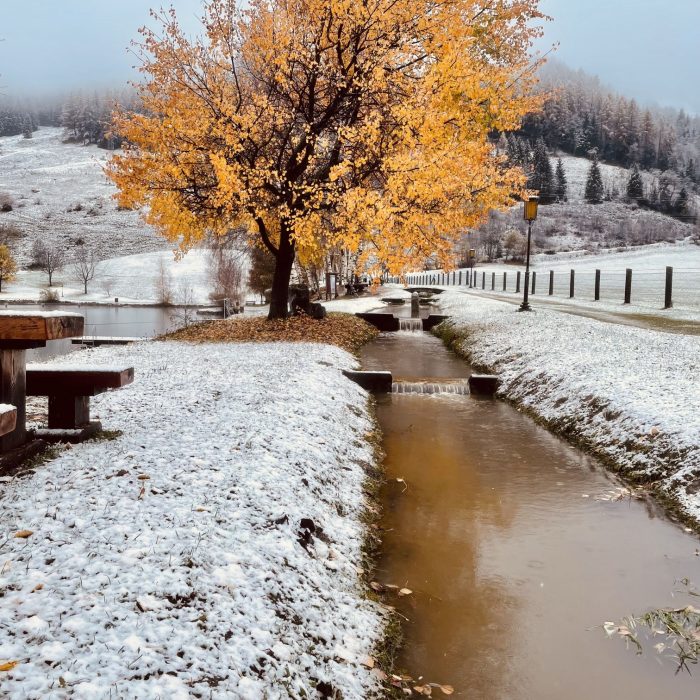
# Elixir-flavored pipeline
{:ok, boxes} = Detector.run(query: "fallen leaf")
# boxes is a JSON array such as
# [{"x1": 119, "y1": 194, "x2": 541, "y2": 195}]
[
  {"x1": 398, "y1": 588, "x2": 413, "y2": 597},
  {"x1": 439, "y1": 685, "x2": 454, "y2": 695},
  {"x1": 0, "y1": 661, "x2": 18, "y2": 672},
  {"x1": 360, "y1": 656, "x2": 375, "y2": 669},
  {"x1": 31, "y1": 584, "x2": 44, "y2": 592},
  {"x1": 14, "y1": 530, "x2": 33, "y2": 539},
  {"x1": 137, "y1": 474, "x2": 150, "y2": 481}
]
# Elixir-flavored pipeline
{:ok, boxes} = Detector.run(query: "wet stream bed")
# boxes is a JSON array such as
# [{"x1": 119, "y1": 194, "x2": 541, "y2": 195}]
[{"x1": 362, "y1": 332, "x2": 700, "y2": 699}]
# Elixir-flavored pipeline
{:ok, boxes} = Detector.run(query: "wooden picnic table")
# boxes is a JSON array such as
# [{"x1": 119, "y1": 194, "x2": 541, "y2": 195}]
[{"x1": 0, "y1": 311, "x2": 84, "y2": 452}]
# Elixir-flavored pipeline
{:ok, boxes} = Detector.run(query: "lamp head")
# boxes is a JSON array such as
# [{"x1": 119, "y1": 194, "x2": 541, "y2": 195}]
[{"x1": 524, "y1": 195, "x2": 539, "y2": 222}]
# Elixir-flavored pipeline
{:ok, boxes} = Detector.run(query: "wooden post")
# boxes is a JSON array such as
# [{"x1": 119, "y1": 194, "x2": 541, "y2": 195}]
[
  {"x1": 516, "y1": 271, "x2": 521, "y2": 294},
  {"x1": 0, "y1": 349, "x2": 27, "y2": 451},
  {"x1": 482, "y1": 271, "x2": 485, "y2": 289},
  {"x1": 624, "y1": 268, "x2": 632, "y2": 304},
  {"x1": 503, "y1": 272, "x2": 507, "y2": 291},
  {"x1": 531, "y1": 271, "x2": 536, "y2": 295},
  {"x1": 664, "y1": 266, "x2": 673, "y2": 309},
  {"x1": 569, "y1": 270, "x2": 575, "y2": 298},
  {"x1": 458, "y1": 270, "x2": 462, "y2": 285},
  {"x1": 491, "y1": 272, "x2": 495, "y2": 290},
  {"x1": 594, "y1": 269, "x2": 601, "y2": 301},
  {"x1": 549, "y1": 270, "x2": 554, "y2": 296}
]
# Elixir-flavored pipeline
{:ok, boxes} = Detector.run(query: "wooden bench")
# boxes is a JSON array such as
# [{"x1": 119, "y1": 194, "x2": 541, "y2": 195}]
[{"x1": 26, "y1": 366, "x2": 134, "y2": 442}]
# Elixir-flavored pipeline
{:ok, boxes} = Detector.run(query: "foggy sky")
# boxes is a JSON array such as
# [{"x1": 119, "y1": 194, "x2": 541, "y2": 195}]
[{"x1": 1, "y1": 0, "x2": 698, "y2": 114}]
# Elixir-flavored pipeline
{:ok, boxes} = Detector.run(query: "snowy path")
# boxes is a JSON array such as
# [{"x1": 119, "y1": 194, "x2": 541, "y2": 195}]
[
  {"x1": 0, "y1": 342, "x2": 384, "y2": 699},
  {"x1": 448, "y1": 288, "x2": 700, "y2": 336},
  {"x1": 437, "y1": 292, "x2": 700, "y2": 523}
]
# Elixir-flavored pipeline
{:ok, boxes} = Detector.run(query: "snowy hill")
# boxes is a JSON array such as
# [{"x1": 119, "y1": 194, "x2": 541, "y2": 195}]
[{"x1": 0, "y1": 127, "x2": 166, "y2": 265}]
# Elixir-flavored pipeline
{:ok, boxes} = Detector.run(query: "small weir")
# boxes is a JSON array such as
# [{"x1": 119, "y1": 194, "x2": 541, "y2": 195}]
[
  {"x1": 392, "y1": 379, "x2": 469, "y2": 395},
  {"x1": 362, "y1": 329, "x2": 700, "y2": 699},
  {"x1": 398, "y1": 318, "x2": 424, "y2": 333}
]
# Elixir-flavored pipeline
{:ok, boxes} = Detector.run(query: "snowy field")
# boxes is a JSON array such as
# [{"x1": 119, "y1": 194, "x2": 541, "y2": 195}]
[
  {"x1": 0, "y1": 128, "x2": 165, "y2": 265},
  {"x1": 0, "y1": 341, "x2": 385, "y2": 698},
  {"x1": 2, "y1": 249, "x2": 213, "y2": 305},
  {"x1": 437, "y1": 292, "x2": 700, "y2": 523},
  {"x1": 412, "y1": 241, "x2": 700, "y2": 316}
]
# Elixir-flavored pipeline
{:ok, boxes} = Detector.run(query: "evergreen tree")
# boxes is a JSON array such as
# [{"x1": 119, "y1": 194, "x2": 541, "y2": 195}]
[
  {"x1": 554, "y1": 158, "x2": 568, "y2": 202},
  {"x1": 584, "y1": 153, "x2": 604, "y2": 204},
  {"x1": 248, "y1": 245, "x2": 276, "y2": 302},
  {"x1": 626, "y1": 164, "x2": 644, "y2": 201},
  {"x1": 674, "y1": 188, "x2": 690, "y2": 219},
  {"x1": 529, "y1": 138, "x2": 554, "y2": 203}
]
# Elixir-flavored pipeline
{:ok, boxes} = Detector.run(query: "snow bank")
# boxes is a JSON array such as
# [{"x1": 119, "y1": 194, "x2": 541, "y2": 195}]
[
  {"x1": 437, "y1": 291, "x2": 700, "y2": 522},
  {"x1": 0, "y1": 341, "x2": 385, "y2": 698}
]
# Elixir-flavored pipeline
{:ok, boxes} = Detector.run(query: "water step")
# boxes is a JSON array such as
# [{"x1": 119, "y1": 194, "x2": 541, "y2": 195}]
[
  {"x1": 398, "y1": 318, "x2": 424, "y2": 333},
  {"x1": 392, "y1": 380, "x2": 470, "y2": 395}
]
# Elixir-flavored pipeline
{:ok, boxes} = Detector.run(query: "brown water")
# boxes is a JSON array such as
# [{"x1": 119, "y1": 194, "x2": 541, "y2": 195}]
[{"x1": 362, "y1": 333, "x2": 700, "y2": 699}]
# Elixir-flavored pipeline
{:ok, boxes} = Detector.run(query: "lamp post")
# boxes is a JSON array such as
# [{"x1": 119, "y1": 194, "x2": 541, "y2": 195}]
[{"x1": 519, "y1": 195, "x2": 539, "y2": 312}]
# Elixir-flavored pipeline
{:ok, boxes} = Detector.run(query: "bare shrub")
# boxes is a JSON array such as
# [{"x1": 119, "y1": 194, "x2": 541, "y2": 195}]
[
  {"x1": 0, "y1": 223, "x2": 23, "y2": 246},
  {"x1": 40, "y1": 288, "x2": 60, "y2": 303},
  {"x1": 208, "y1": 246, "x2": 243, "y2": 306},
  {"x1": 155, "y1": 257, "x2": 174, "y2": 305},
  {"x1": 0, "y1": 193, "x2": 14, "y2": 213}
]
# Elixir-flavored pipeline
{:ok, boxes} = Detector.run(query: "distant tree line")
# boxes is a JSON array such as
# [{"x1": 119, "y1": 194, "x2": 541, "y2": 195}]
[
  {"x1": 0, "y1": 90, "x2": 139, "y2": 147},
  {"x1": 516, "y1": 61, "x2": 699, "y2": 186}
]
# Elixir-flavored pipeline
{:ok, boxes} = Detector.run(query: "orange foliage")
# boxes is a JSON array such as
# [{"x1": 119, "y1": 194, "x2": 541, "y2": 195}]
[{"x1": 108, "y1": 0, "x2": 547, "y2": 315}]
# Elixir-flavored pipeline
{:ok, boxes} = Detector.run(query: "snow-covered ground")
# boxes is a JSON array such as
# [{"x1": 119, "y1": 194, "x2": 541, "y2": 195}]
[
  {"x1": 0, "y1": 341, "x2": 385, "y2": 698},
  {"x1": 0, "y1": 128, "x2": 166, "y2": 265},
  {"x1": 412, "y1": 241, "x2": 700, "y2": 318},
  {"x1": 437, "y1": 291, "x2": 700, "y2": 523},
  {"x1": 2, "y1": 250, "x2": 213, "y2": 305}
]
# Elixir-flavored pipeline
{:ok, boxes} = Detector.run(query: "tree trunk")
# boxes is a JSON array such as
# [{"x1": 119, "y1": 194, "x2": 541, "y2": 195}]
[
  {"x1": 84, "y1": 281, "x2": 88, "y2": 294},
  {"x1": 268, "y1": 226, "x2": 295, "y2": 320}
]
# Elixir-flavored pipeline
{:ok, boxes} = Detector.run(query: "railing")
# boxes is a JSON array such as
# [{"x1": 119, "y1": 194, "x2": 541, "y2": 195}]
[{"x1": 399, "y1": 266, "x2": 700, "y2": 310}]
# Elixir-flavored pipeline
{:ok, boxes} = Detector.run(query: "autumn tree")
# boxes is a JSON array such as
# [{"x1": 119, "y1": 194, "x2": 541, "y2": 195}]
[
  {"x1": 0, "y1": 245, "x2": 17, "y2": 292},
  {"x1": 109, "y1": 0, "x2": 545, "y2": 319}
]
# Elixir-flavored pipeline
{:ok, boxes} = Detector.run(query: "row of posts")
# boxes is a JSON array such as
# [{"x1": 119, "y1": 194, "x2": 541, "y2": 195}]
[{"x1": 401, "y1": 266, "x2": 675, "y2": 309}]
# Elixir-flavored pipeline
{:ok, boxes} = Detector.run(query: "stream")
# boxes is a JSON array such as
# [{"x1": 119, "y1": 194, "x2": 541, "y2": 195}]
[{"x1": 362, "y1": 331, "x2": 700, "y2": 699}]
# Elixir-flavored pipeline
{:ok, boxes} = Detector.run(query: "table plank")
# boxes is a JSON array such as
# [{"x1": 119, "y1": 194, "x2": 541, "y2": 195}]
[{"x1": 0, "y1": 312, "x2": 84, "y2": 341}]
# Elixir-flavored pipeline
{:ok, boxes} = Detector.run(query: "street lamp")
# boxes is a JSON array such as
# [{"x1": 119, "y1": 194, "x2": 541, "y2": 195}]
[{"x1": 519, "y1": 195, "x2": 539, "y2": 312}]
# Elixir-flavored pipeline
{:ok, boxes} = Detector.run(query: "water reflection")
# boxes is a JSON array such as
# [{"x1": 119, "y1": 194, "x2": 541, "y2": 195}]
[{"x1": 363, "y1": 333, "x2": 700, "y2": 699}]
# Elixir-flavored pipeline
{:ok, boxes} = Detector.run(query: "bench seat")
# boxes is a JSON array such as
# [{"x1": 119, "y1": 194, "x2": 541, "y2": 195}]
[{"x1": 25, "y1": 365, "x2": 134, "y2": 439}]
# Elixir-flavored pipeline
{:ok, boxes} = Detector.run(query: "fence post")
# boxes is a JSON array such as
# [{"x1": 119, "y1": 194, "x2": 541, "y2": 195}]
[
  {"x1": 549, "y1": 270, "x2": 554, "y2": 296},
  {"x1": 531, "y1": 271, "x2": 536, "y2": 295},
  {"x1": 458, "y1": 270, "x2": 462, "y2": 285},
  {"x1": 624, "y1": 268, "x2": 632, "y2": 304},
  {"x1": 516, "y1": 271, "x2": 521, "y2": 294},
  {"x1": 503, "y1": 272, "x2": 507, "y2": 291},
  {"x1": 491, "y1": 272, "x2": 495, "y2": 291},
  {"x1": 594, "y1": 270, "x2": 601, "y2": 301},
  {"x1": 664, "y1": 266, "x2": 673, "y2": 309},
  {"x1": 569, "y1": 270, "x2": 575, "y2": 298},
  {"x1": 482, "y1": 271, "x2": 485, "y2": 289}
]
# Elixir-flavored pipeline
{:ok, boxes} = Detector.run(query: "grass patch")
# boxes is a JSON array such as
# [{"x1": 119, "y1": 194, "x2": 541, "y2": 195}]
[
  {"x1": 159, "y1": 312, "x2": 379, "y2": 354},
  {"x1": 89, "y1": 429, "x2": 124, "y2": 443}
]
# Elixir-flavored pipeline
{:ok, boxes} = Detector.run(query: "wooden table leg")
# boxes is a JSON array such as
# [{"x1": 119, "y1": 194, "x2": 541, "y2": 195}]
[{"x1": 0, "y1": 349, "x2": 27, "y2": 451}]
